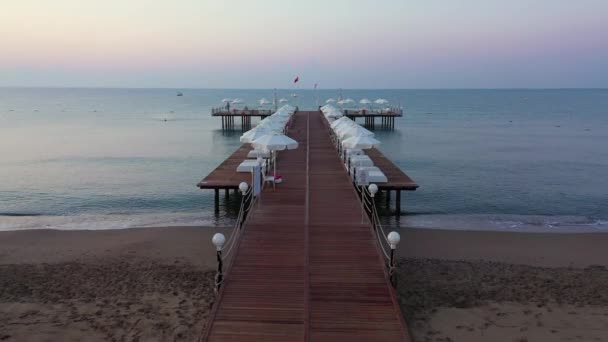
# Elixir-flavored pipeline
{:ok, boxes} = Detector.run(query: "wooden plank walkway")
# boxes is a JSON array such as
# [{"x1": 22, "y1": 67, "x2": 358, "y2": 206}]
[{"x1": 202, "y1": 111, "x2": 411, "y2": 341}]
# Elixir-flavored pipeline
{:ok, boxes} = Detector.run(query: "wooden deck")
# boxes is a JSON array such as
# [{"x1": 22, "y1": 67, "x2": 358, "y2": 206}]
[
  {"x1": 198, "y1": 117, "x2": 418, "y2": 192},
  {"x1": 201, "y1": 111, "x2": 411, "y2": 341}
]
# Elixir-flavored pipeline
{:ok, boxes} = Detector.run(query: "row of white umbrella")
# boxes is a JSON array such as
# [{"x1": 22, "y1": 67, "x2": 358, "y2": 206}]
[
  {"x1": 239, "y1": 105, "x2": 299, "y2": 183},
  {"x1": 326, "y1": 98, "x2": 389, "y2": 107},
  {"x1": 222, "y1": 98, "x2": 290, "y2": 107},
  {"x1": 323, "y1": 107, "x2": 381, "y2": 150}
]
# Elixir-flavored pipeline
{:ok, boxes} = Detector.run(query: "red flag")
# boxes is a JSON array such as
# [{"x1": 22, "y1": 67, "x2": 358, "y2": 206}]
[{"x1": 293, "y1": 76, "x2": 299, "y2": 83}]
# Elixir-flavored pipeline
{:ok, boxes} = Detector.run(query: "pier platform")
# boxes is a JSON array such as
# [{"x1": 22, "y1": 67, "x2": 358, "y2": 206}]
[
  {"x1": 199, "y1": 111, "x2": 414, "y2": 341},
  {"x1": 198, "y1": 113, "x2": 417, "y2": 211},
  {"x1": 212, "y1": 107, "x2": 273, "y2": 130}
]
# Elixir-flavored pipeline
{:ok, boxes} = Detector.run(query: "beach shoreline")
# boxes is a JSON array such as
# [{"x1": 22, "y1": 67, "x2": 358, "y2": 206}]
[{"x1": 1, "y1": 226, "x2": 608, "y2": 341}]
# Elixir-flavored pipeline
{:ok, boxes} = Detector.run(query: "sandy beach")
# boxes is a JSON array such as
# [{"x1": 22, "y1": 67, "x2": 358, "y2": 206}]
[
  {"x1": 397, "y1": 228, "x2": 608, "y2": 341},
  {"x1": 1, "y1": 226, "x2": 608, "y2": 341}
]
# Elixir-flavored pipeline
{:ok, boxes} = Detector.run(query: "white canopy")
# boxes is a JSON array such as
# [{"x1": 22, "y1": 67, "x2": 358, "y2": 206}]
[
  {"x1": 374, "y1": 99, "x2": 389, "y2": 105},
  {"x1": 330, "y1": 117, "x2": 353, "y2": 130},
  {"x1": 338, "y1": 125, "x2": 375, "y2": 140},
  {"x1": 240, "y1": 127, "x2": 274, "y2": 143},
  {"x1": 221, "y1": 98, "x2": 232, "y2": 103},
  {"x1": 359, "y1": 98, "x2": 372, "y2": 105},
  {"x1": 232, "y1": 98, "x2": 244, "y2": 104},
  {"x1": 259, "y1": 98, "x2": 271, "y2": 106},
  {"x1": 326, "y1": 98, "x2": 336, "y2": 103},
  {"x1": 278, "y1": 98, "x2": 289, "y2": 103},
  {"x1": 252, "y1": 133, "x2": 298, "y2": 151},
  {"x1": 341, "y1": 135, "x2": 381, "y2": 149}
]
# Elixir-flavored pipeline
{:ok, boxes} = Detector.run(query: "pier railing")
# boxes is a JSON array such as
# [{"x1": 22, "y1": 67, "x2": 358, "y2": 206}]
[
  {"x1": 211, "y1": 107, "x2": 273, "y2": 116},
  {"x1": 358, "y1": 184, "x2": 400, "y2": 286},
  {"x1": 343, "y1": 106, "x2": 403, "y2": 116},
  {"x1": 211, "y1": 183, "x2": 257, "y2": 293}
]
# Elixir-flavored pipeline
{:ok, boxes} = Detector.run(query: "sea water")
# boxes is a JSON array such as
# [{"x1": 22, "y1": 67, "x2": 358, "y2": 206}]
[{"x1": 1, "y1": 88, "x2": 607, "y2": 232}]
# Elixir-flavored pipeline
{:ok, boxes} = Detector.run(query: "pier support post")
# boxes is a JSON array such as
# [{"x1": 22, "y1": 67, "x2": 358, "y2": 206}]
[
  {"x1": 225, "y1": 188, "x2": 229, "y2": 199},
  {"x1": 214, "y1": 189, "x2": 219, "y2": 212},
  {"x1": 386, "y1": 190, "x2": 391, "y2": 207},
  {"x1": 395, "y1": 190, "x2": 401, "y2": 215}
]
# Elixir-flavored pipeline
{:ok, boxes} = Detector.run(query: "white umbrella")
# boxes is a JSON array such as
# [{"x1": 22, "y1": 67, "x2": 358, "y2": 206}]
[
  {"x1": 252, "y1": 133, "x2": 299, "y2": 185},
  {"x1": 278, "y1": 98, "x2": 289, "y2": 103},
  {"x1": 232, "y1": 98, "x2": 244, "y2": 104},
  {"x1": 326, "y1": 98, "x2": 336, "y2": 103},
  {"x1": 258, "y1": 119, "x2": 287, "y2": 132},
  {"x1": 330, "y1": 117, "x2": 353, "y2": 130},
  {"x1": 221, "y1": 98, "x2": 232, "y2": 103},
  {"x1": 359, "y1": 98, "x2": 372, "y2": 105},
  {"x1": 259, "y1": 98, "x2": 271, "y2": 106},
  {"x1": 339, "y1": 125, "x2": 375, "y2": 140},
  {"x1": 374, "y1": 99, "x2": 389, "y2": 105},
  {"x1": 240, "y1": 127, "x2": 273, "y2": 143},
  {"x1": 252, "y1": 133, "x2": 298, "y2": 151},
  {"x1": 334, "y1": 120, "x2": 358, "y2": 133},
  {"x1": 341, "y1": 135, "x2": 381, "y2": 149},
  {"x1": 325, "y1": 110, "x2": 343, "y2": 119}
]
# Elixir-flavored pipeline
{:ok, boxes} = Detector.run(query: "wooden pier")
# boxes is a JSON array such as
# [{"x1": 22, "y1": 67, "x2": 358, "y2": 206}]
[
  {"x1": 212, "y1": 107, "x2": 273, "y2": 131},
  {"x1": 198, "y1": 111, "x2": 416, "y2": 341},
  {"x1": 343, "y1": 109, "x2": 402, "y2": 130}
]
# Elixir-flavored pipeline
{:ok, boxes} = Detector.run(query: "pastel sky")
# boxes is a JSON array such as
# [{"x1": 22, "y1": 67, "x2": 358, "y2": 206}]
[{"x1": 1, "y1": 0, "x2": 607, "y2": 88}]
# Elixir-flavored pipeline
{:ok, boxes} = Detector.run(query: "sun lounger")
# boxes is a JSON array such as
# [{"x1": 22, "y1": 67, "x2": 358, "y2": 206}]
[
  {"x1": 353, "y1": 166, "x2": 388, "y2": 185},
  {"x1": 347, "y1": 155, "x2": 373, "y2": 167},
  {"x1": 247, "y1": 149, "x2": 270, "y2": 158},
  {"x1": 236, "y1": 159, "x2": 266, "y2": 173}
]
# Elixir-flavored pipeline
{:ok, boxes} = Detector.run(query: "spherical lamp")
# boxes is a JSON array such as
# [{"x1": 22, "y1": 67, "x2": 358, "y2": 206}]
[
  {"x1": 212, "y1": 233, "x2": 226, "y2": 251},
  {"x1": 387, "y1": 231, "x2": 401, "y2": 250}
]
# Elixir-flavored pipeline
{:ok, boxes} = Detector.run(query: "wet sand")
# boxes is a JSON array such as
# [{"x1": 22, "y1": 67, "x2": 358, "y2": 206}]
[{"x1": 1, "y1": 226, "x2": 608, "y2": 341}]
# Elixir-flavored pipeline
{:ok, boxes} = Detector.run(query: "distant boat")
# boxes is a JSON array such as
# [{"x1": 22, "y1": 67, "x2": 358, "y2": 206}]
[{"x1": 177, "y1": 92, "x2": 183, "y2": 96}]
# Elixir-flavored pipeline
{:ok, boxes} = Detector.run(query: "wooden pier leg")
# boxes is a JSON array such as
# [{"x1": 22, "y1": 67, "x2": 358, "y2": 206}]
[
  {"x1": 395, "y1": 190, "x2": 401, "y2": 215},
  {"x1": 386, "y1": 190, "x2": 391, "y2": 207},
  {"x1": 225, "y1": 188, "x2": 229, "y2": 199},
  {"x1": 221, "y1": 116, "x2": 224, "y2": 130},
  {"x1": 214, "y1": 189, "x2": 219, "y2": 212}
]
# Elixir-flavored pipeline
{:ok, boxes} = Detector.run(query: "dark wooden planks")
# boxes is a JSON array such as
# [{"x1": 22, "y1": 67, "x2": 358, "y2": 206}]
[
  {"x1": 202, "y1": 112, "x2": 411, "y2": 341},
  {"x1": 306, "y1": 112, "x2": 409, "y2": 341},
  {"x1": 204, "y1": 113, "x2": 309, "y2": 342},
  {"x1": 197, "y1": 144, "x2": 252, "y2": 189},
  {"x1": 366, "y1": 148, "x2": 419, "y2": 191}
]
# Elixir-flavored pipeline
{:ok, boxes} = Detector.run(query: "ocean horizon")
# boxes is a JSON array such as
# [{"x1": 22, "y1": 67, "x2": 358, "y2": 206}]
[{"x1": 1, "y1": 87, "x2": 607, "y2": 232}]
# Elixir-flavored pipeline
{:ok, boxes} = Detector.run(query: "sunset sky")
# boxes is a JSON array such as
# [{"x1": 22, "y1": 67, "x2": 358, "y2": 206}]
[{"x1": 1, "y1": 0, "x2": 607, "y2": 88}]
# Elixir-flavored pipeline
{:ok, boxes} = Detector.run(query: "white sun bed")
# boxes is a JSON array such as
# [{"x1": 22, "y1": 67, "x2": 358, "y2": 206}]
[
  {"x1": 347, "y1": 155, "x2": 373, "y2": 167},
  {"x1": 247, "y1": 149, "x2": 270, "y2": 158},
  {"x1": 354, "y1": 166, "x2": 388, "y2": 185},
  {"x1": 236, "y1": 159, "x2": 266, "y2": 173},
  {"x1": 344, "y1": 148, "x2": 364, "y2": 158}
]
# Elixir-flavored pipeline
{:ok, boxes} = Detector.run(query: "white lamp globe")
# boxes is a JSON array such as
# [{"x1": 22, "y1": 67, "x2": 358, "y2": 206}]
[
  {"x1": 239, "y1": 182, "x2": 249, "y2": 194},
  {"x1": 368, "y1": 184, "x2": 378, "y2": 197},
  {"x1": 212, "y1": 233, "x2": 226, "y2": 251},
  {"x1": 387, "y1": 231, "x2": 401, "y2": 250}
]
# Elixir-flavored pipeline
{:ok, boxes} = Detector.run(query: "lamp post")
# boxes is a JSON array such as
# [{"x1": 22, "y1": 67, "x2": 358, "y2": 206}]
[
  {"x1": 212, "y1": 233, "x2": 226, "y2": 292},
  {"x1": 367, "y1": 183, "x2": 378, "y2": 227},
  {"x1": 387, "y1": 231, "x2": 400, "y2": 284}
]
